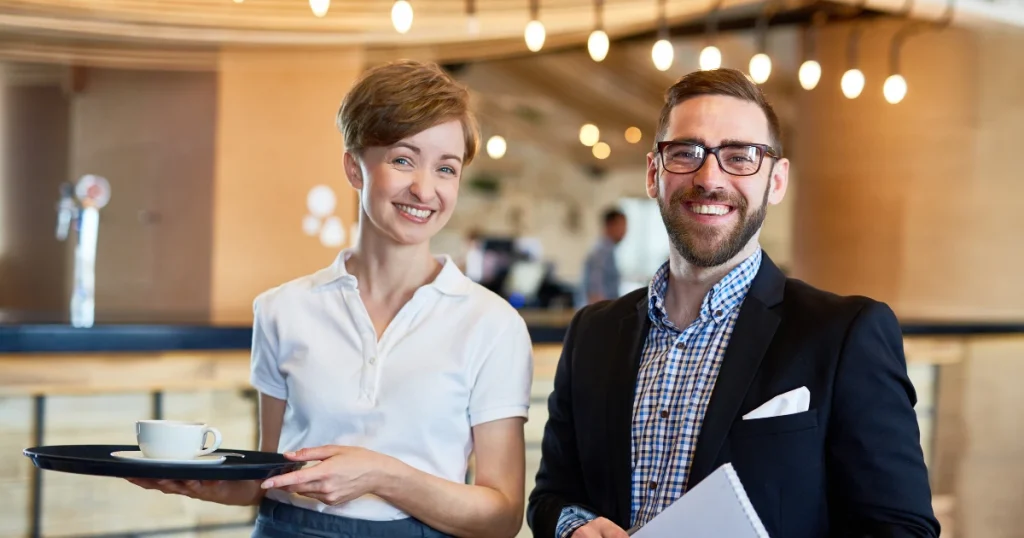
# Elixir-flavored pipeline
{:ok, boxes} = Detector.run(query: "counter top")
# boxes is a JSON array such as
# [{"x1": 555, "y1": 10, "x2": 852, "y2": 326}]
[
  {"x1": 0, "y1": 310, "x2": 574, "y2": 352},
  {"x1": 3, "y1": 309, "x2": 1024, "y2": 354}
]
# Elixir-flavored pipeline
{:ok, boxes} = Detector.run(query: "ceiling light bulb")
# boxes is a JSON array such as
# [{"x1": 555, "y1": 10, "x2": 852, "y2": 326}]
[
  {"x1": 883, "y1": 74, "x2": 907, "y2": 104},
  {"x1": 749, "y1": 53, "x2": 772, "y2": 84},
  {"x1": 798, "y1": 60, "x2": 821, "y2": 90},
  {"x1": 391, "y1": 0, "x2": 413, "y2": 33},
  {"x1": 486, "y1": 136, "x2": 507, "y2": 159},
  {"x1": 624, "y1": 127, "x2": 642, "y2": 144},
  {"x1": 841, "y1": 68, "x2": 865, "y2": 99},
  {"x1": 525, "y1": 20, "x2": 546, "y2": 52},
  {"x1": 579, "y1": 124, "x2": 600, "y2": 147},
  {"x1": 467, "y1": 14, "x2": 479, "y2": 35},
  {"x1": 651, "y1": 39, "x2": 674, "y2": 71},
  {"x1": 699, "y1": 45, "x2": 721, "y2": 70},
  {"x1": 588, "y1": 30, "x2": 610, "y2": 62},
  {"x1": 309, "y1": 0, "x2": 329, "y2": 17},
  {"x1": 592, "y1": 142, "x2": 611, "y2": 159}
]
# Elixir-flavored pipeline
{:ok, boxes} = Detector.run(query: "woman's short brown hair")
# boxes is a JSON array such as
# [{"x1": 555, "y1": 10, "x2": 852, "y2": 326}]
[{"x1": 337, "y1": 60, "x2": 479, "y2": 165}]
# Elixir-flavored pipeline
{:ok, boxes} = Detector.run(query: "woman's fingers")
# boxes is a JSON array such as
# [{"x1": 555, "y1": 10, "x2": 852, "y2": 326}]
[
  {"x1": 125, "y1": 478, "x2": 160, "y2": 490},
  {"x1": 155, "y1": 479, "x2": 192, "y2": 495},
  {"x1": 281, "y1": 479, "x2": 328, "y2": 495}
]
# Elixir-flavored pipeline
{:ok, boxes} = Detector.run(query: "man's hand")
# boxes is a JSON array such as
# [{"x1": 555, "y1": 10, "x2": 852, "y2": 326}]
[{"x1": 573, "y1": 517, "x2": 631, "y2": 538}]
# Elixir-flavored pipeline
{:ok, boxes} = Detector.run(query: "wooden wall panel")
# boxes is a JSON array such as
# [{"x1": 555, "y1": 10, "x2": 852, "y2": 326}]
[
  {"x1": 0, "y1": 83, "x2": 71, "y2": 313},
  {"x1": 69, "y1": 67, "x2": 217, "y2": 322}
]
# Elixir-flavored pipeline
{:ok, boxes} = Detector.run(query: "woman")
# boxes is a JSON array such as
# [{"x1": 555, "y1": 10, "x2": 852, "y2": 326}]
[{"x1": 129, "y1": 59, "x2": 534, "y2": 538}]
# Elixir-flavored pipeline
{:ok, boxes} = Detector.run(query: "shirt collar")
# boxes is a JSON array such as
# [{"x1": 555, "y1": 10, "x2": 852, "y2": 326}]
[
  {"x1": 310, "y1": 248, "x2": 473, "y2": 296},
  {"x1": 647, "y1": 247, "x2": 763, "y2": 330}
]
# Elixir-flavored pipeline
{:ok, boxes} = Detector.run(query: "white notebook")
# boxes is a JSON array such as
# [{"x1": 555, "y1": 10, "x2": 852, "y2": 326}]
[{"x1": 630, "y1": 463, "x2": 770, "y2": 538}]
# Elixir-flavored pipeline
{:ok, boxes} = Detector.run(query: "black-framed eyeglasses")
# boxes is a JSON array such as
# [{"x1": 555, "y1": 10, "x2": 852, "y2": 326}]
[{"x1": 656, "y1": 141, "x2": 779, "y2": 176}]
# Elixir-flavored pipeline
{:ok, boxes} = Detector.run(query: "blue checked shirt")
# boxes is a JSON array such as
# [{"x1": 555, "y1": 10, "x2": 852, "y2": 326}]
[{"x1": 556, "y1": 248, "x2": 762, "y2": 537}]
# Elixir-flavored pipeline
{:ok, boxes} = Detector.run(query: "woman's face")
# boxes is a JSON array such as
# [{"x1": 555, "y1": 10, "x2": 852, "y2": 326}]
[{"x1": 346, "y1": 120, "x2": 466, "y2": 247}]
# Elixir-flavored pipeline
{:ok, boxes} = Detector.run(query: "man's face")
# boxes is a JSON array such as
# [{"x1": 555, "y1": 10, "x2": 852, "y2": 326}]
[
  {"x1": 645, "y1": 95, "x2": 789, "y2": 268},
  {"x1": 607, "y1": 216, "x2": 627, "y2": 243}
]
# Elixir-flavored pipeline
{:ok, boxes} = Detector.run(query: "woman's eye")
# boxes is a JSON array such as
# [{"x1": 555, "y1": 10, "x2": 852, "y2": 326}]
[
  {"x1": 392, "y1": 156, "x2": 414, "y2": 168},
  {"x1": 439, "y1": 166, "x2": 457, "y2": 175}
]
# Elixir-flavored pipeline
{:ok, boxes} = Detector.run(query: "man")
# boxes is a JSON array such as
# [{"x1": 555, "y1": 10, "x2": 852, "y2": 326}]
[
  {"x1": 578, "y1": 209, "x2": 628, "y2": 306},
  {"x1": 528, "y1": 68, "x2": 939, "y2": 538}
]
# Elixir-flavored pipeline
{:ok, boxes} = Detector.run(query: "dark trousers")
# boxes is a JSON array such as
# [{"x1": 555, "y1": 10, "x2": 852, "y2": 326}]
[{"x1": 252, "y1": 498, "x2": 453, "y2": 538}]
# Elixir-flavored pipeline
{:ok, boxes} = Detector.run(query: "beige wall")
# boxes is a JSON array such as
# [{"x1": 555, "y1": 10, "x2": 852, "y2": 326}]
[
  {"x1": 210, "y1": 48, "x2": 365, "y2": 324},
  {"x1": 792, "y1": 21, "x2": 1024, "y2": 321}
]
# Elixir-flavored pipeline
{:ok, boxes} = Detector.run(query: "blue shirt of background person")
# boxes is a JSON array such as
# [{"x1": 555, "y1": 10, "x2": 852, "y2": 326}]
[{"x1": 578, "y1": 208, "x2": 628, "y2": 307}]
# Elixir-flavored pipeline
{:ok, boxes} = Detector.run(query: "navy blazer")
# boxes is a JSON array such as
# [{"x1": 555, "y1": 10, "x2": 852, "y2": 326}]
[{"x1": 527, "y1": 253, "x2": 939, "y2": 538}]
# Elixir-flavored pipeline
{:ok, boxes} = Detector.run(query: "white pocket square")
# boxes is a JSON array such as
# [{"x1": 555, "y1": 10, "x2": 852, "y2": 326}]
[{"x1": 742, "y1": 386, "x2": 810, "y2": 420}]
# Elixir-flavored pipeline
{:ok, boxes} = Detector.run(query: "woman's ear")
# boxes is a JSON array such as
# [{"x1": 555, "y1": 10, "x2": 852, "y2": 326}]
[{"x1": 344, "y1": 152, "x2": 363, "y2": 190}]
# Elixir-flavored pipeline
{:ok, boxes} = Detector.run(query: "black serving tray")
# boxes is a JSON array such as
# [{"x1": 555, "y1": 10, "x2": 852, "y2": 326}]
[{"x1": 23, "y1": 445, "x2": 303, "y2": 481}]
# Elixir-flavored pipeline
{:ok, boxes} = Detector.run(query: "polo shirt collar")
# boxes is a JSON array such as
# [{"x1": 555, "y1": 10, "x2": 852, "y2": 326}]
[{"x1": 311, "y1": 248, "x2": 472, "y2": 296}]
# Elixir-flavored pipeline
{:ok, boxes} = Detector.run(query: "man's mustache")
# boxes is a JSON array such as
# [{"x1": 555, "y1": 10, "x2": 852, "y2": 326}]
[{"x1": 671, "y1": 188, "x2": 746, "y2": 209}]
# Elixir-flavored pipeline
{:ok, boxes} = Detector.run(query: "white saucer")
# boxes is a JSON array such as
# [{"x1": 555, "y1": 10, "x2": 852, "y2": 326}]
[{"x1": 110, "y1": 451, "x2": 226, "y2": 465}]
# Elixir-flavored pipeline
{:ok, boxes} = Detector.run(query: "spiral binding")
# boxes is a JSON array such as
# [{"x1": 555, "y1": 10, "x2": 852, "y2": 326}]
[{"x1": 723, "y1": 463, "x2": 772, "y2": 538}]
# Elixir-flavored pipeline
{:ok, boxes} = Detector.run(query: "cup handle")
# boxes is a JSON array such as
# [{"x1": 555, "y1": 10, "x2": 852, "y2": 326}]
[{"x1": 196, "y1": 427, "x2": 222, "y2": 456}]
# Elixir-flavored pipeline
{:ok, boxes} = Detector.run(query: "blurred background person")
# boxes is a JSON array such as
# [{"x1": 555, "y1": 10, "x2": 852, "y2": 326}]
[{"x1": 577, "y1": 208, "x2": 627, "y2": 307}]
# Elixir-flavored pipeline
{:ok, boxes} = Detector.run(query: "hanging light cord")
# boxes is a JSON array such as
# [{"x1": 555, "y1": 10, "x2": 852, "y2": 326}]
[
  {"x1": 754, "y1": 0, "x2": 780, "y2": 53},
  {"x1": 888, "y1": 0, "x2": 955, "y2": 74},
  {"x1": 804, "y1": 9, "x2": 829, "y2": 62},
  {"x1": 657, "y1": 0, "x2": 668, "y2": 40},
  {"x1": 704, "y1": 0, "x2": 725, "y2": 42}
]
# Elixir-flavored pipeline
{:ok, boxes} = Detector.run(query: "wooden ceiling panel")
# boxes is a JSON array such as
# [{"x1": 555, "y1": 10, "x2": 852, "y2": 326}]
[{"x1": 0, "y1": 0, "x2": 769, "y2": 48}]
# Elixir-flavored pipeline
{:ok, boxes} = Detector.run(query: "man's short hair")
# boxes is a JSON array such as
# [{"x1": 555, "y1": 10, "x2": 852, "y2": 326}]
[
  {"x1": 654, "y1": 67, "x2": 783, "y2": 156},
  {"x1": 603, "y1": 208, "x2": 625, "y2": 226}
]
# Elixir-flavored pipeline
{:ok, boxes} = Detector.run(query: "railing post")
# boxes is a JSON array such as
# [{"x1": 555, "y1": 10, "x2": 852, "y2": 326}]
[{"x1": 30, "y1": 394, "x2": 46, "y2": 538}]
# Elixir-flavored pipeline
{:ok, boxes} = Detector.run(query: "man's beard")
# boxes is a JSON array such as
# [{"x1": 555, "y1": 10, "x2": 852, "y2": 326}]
[{"x1": 657, "y1": 179, "x2": 770, "y2": 268}]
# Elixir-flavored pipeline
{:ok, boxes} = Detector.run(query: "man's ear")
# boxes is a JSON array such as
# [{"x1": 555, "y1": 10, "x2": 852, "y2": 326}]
[
  {"x1": 645, "y1": 152, "x2": 659, "y2": 200},
  {"x1": 767, "y1": 157, "x2": 789, "y2": 206}
]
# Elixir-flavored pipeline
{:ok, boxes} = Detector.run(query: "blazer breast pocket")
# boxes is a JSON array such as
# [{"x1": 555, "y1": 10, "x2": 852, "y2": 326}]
[{"x1": 730, "y1": 409, "x2": 819, "y2": 438}]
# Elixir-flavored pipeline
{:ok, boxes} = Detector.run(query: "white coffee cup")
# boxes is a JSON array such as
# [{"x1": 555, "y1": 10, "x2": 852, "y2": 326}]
[{"x1": 136, "y1": 420, "x2": 222, "y2": 460}]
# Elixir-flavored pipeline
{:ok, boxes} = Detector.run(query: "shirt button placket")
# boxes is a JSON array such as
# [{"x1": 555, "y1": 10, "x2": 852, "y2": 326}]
[
  {"x1": 358, "y1": 327, "x2": 378, "y2": 402},
  {"x1": 363, "y1": 349, "x2": 379, "y2": 401}
]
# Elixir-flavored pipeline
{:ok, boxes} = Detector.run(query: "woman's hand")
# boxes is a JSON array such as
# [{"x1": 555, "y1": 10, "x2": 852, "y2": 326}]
[
  {"x1": 260, "y1": 445, "x2": 400, "y2": 506},
  {"x1": 125, "y1": 478, "x2": 263, "y2": 506}
]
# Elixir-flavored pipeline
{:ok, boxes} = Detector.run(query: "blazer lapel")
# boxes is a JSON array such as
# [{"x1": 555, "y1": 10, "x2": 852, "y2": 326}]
[
  {"x1": 688, "y1": 254, "x2": 785, "y2": 486},
  {"x1": 606, "y1": 296, "x2": 649, "y2": 527}
]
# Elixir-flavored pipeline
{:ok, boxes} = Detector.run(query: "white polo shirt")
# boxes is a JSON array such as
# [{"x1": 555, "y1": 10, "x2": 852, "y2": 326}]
[{"x1": 249, "y1": 249, "x2": 534, "y2": 521}]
